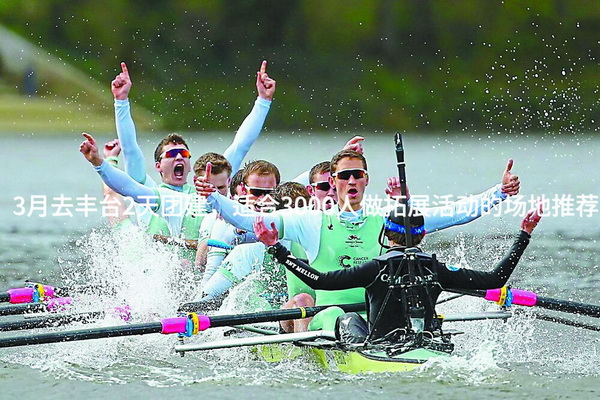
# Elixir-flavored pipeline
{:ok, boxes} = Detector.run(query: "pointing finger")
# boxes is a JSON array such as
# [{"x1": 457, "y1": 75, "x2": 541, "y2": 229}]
[
  {"x1": 349, "y1": 136, "x2": 365, "y2": 145},
  {"x1": 260, "y1": 60, "x2": 267, "y2": 76},
  {"x1": 82, "y1": 132, "x2": 95, "y2": 146},
  {"x1": 121, "y1": 62, "x2": 129, "y2": 77}
]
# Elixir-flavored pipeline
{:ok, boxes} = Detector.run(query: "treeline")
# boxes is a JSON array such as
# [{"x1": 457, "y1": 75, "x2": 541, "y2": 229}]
[{"x1": 0, "y1": 0, "x2": 598, "y2": 134}]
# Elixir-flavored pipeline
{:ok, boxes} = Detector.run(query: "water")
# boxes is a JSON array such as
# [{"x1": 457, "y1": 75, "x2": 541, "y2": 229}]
[{"x1": 0, "y1": 132, "x2": 599, "y2": 399}]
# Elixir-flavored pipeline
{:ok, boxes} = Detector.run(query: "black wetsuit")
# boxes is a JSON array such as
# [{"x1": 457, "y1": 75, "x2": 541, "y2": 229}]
[{"x1": 270, "y1": 230, "x2": 530, "y2": 340}]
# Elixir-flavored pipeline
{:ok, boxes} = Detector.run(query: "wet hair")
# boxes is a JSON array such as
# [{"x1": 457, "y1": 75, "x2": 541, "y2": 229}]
[
  {"x1": 193, "y1": 152, "x2": 232, "y2": 177},
  {"x1": 309, "y1": 161, "x2": 331, "y2": 184},
  {"x1": 154, "y1": 133, "x2": 189, "y2": 162},
  {"x1": 273, "y1": 182, "x2": 311, "y2": 210},
  {"x1": 229, "y1": 169, "x2": 244, "y2": 197},
  {"x1": 242, "y1": 160, "x2": 281, "y2": 185},
  {"x1": 384, "y1": 206, "x2": 426, "y2": 246},
  {"x1": 330, "y1": 150, "x2": 367, "y2": 173}
]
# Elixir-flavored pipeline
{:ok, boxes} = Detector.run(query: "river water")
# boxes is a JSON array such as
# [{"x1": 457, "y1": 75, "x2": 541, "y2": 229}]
[{"x1": 0, "y1": 131, "x2": 598, "y2": 399}]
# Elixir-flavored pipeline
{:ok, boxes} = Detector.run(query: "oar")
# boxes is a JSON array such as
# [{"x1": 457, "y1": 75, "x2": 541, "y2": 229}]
[
  {"x1": 436, "y1": 293, "x2": 464, "y2": 305},
  {"x1": 448, "y1": 287, "x2": 600, "y2": 318},
  {"x1": 0, "y1": 297, "x2": 73, "y2": 317},
  {"x1": 0, "y1": 283, "x2": 68, "y2": 304},
  {"x1": 515, "y1": 310, "x2": 600, "y2": 332},
  {"x1": 0, "y1": 306, "x2": 131, "y2": 332},
  {"x1": 0, "y1": 303, "x2": 365, "y2": 348},
  {"x1": 0, "y1": 311, "x2": 105, "y2": 332}
]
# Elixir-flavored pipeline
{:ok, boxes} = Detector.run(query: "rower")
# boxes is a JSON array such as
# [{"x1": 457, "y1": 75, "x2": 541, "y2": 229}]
[
  {"x1": 105, "y1": 60, "x2": 276, "y2": 258},
  {"x1": 255, "y1": 202, "x2": 542, "y2": 343}
]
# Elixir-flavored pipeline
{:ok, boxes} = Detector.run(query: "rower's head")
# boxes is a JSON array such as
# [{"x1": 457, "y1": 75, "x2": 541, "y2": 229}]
[
  {"x1": 229, "y1": 169, "x2": 244, "y2": 200},
  {"x1": 193, "y1": 152, "x2": 232, "y2": 196},
  {"x1": 273, "y1": 182, "x2": 311, "y2": 210},
  {"x1": 308, "y1": 161, "x2": 336, "y2": 210},
  {"x1": 330, "y1": 150, "x2": 369, "y2": 212},
  {"x1": 382, "y1": 205, "x2": 426, "y2": 247},
  {"x1": 241, "y1": 160, "x2": 281, "y2": 211},
  {"x1": 154, "y1": 134, "x2": 191, "y2": 187}
]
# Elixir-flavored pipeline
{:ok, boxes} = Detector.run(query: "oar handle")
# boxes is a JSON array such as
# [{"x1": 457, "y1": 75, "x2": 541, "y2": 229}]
[{"x1": 206, "y1": 239, "x2": 234, "y2": 251}]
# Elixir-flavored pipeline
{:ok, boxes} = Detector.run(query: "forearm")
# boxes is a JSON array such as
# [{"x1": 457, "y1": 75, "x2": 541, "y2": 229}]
[
  {"x1": 423, "y1": 184, "x2": 507, "y2": 233},
  {"x1": 271, "y1": 243, "x2": 364, "y2": 290},
  {"x1": 201, "y1": 269, "x2": 235, "y2": 298},
  {"x1": 94, "y1": 161, "x2": 158, "y2": 206},
  {"x1": 114, "y1": 99, "x2": 147, "y2": 183},
  {"x1": 224, "y1": 97, "x2": 271, "y2": 173},
  {"x1": 201, "y1": 249, "x2": 227, "y2": 286}
]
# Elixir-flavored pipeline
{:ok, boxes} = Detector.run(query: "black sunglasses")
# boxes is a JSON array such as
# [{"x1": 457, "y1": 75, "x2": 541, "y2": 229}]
[
  {"x1": 332, "y1": 168, "x2": 367, "y2": 180},
  {"x1": 311, "y1": 181, "x2": 332, "y2": 191},
  {"x1": 246, "y1": 186, "x2": 275, "y2": 197}
]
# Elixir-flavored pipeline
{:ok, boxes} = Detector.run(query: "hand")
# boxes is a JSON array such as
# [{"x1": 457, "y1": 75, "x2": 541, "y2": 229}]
[
  {"x1": 384, "y1": 176, "x2": 410, "y2": 200},
  {"x1": 521, "y1": 200, "x2": 543, "y2": 235},
  {"x1": 103, "y1": 139, "x2": 121, "y2": 158},
  {"x1": 194, "y1": 162, "x2": 216, "y2": 197},
  {"x1": 256, "y1": 60, "x2": 276, "y2": 101},
  {"x1": 343, "y1": 136, "x2": 365, "y2": 154},
  {"x1": 79, "y1": 133, "x2": 104, "y2": 166},
  {"x1": 111, "y1": 62, "x2": 132, "y2": 100},
  {"x1": 253, "y1": 215, "x2": 279, "y2": 246},
  {"x1": 501, "y1": 159, "x2": 520, "y2": 196}
]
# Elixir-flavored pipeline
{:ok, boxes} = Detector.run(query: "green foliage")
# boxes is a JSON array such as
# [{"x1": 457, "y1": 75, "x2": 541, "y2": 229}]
[{"x1": 0, "y1": 0, "x2": 598, "y2": 134}]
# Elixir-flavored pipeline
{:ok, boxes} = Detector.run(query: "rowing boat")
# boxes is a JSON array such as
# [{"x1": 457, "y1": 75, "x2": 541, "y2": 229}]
[{"x1": 255, "y1": 332, "x2": 452, "y2": 374}]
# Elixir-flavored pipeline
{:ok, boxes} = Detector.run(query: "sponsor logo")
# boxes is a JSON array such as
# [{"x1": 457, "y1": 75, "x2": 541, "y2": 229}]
[
  {"x1": 338, "y1": 255, "x2": 370, "y2": 268},
  {"x1": 345, "y1": 234, "x2": 363, "y2": 248},
  {"x1": 338, "y1": 255, "x2": 352, "y2": 268}
]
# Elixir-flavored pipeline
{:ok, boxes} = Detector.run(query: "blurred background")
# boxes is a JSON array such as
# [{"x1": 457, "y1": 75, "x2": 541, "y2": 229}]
[{"x1": 0, "y1": 0, "x2": 598, "y2": 135}]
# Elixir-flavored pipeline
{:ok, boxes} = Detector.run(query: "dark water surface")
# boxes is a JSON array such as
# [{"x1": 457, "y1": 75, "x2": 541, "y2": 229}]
[{"x1": 0, "y1": 132, "x2": 598, "y2": 399}]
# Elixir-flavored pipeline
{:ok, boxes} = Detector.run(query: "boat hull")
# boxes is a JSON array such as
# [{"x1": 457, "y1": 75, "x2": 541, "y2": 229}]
[{"x1": 257, "y1": 343, "x2": 449, "y2": 374}]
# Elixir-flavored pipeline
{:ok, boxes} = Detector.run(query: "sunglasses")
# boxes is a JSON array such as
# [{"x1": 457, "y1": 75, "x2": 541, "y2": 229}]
[
  {"x1": 332, "y1": 168, "x2": 367, "y2": 180},
  {"x1": 246, "y1": 186, "x2": 275, "y2": 197},
  {"x1": 311, "y1": 181, "x2": 332, "y2": 191},
  {"x1": 160, "y1": 148, "x2": 191, "y2": 159}
]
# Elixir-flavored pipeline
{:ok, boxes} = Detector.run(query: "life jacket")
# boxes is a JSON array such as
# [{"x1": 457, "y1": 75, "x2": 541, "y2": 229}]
[{"x1": 371, "y1": 247, "x2": 443, "y2": 335}]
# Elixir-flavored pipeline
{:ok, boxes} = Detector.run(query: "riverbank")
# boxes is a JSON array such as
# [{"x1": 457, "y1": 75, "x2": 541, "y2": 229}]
[{"x1": 0, "y1": 94, "x2": 160, "y2": 135}]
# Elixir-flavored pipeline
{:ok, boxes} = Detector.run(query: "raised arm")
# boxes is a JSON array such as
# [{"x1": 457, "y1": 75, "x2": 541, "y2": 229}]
[
  {"x1": 440, "y1": 203, "x2": 542, "y2": 290},
  {"x1": 80, "y1": 133, "x2": 158, "y2": 206},
  {"x1": 422, "y1": 159, "x2": 520, "y2": 233},
  {"x1": 112, "y1": 62, "x2": 150, "y2": 185},
  {"x1": 223, "y1": 60, "x2": 276, "y2": 173}
]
